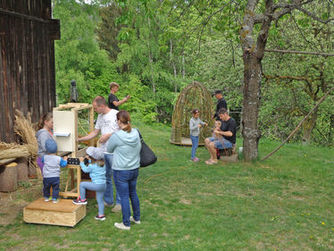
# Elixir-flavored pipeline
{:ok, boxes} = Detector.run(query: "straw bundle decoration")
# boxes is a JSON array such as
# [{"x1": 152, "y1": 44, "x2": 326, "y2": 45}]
[
  {"x1": 14, "y1": 109, "x2": 38, "y2": 157},
  {"x1": 0, "y1": 142, "x2": 30, "y2": 160}
]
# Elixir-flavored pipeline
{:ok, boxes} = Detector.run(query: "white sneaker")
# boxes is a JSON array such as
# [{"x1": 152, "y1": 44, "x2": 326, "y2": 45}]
[
  {"x1": 111, "y1": 204, "x2": 122, "y2": 213},
  {"x1": 130, "y1": 216, "x2": 141, "y2": 224},
  {"x1": 114, "y1": 222, "x2": 130, "y2": 230}
]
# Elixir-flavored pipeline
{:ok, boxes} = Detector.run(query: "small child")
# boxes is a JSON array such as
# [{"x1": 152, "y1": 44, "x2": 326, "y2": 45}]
[
  {"x1": 73, "y1": 147, "x2": 106, "y2": 221},
  {"x1": 189, "y1": 109, "x2": 207, "y2": 162},
  {"x1": 212, "y1": 120, "x2": 223, "y2": 141},
  {"x1": 42, "y1": 139, "x2": 67, "y2": 203}
]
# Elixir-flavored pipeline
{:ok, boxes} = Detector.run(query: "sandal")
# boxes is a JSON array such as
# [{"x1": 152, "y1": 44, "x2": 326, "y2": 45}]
[{"x1": 205, "y1": 159, "x2": 218, "y2": 165}]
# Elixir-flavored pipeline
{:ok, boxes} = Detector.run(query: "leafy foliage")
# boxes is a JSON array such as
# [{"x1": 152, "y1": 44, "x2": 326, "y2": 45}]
[{"x1": 53, "y1": 0, "x2": 333, "y2": 146}]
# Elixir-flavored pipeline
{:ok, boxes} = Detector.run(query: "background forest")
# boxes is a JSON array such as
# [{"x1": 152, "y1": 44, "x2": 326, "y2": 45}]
[{"x1": 53, "y1": 0, "x2": 334, "y2": 147}]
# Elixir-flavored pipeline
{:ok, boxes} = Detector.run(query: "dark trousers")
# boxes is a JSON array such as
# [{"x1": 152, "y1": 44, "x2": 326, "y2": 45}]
[{"x1": 43, "y1": 177, "x2": 60, "y2": 200}]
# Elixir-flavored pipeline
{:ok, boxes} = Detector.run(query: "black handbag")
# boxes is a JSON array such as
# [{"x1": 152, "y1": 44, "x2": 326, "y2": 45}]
[{"x1": 137, "y1": 129, "x2": 157, "y2": 167}]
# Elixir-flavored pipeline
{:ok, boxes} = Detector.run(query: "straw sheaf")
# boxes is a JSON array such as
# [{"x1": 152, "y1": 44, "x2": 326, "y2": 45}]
[
  {"x1": 0, "y1": 143, "x2": 30, "y2": 159},
  {"x1": 14, "y1": 110, "x2": 38, "y2": 157}
]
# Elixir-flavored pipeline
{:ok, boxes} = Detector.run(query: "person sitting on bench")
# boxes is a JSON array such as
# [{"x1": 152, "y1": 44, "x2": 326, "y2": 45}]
[{"x1": 205, "y1": 108, "x2": 236, "y2": 165}]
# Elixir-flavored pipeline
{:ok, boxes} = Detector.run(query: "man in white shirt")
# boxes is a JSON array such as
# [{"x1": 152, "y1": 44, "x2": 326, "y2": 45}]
[{"x1": 78, "y1": 96, "x2": 121, "y2": 212}]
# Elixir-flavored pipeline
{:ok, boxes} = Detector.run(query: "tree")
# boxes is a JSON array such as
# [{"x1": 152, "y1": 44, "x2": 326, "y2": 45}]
[{"x1": 240, "y1": 0, "x2": 333, "y2": 160}]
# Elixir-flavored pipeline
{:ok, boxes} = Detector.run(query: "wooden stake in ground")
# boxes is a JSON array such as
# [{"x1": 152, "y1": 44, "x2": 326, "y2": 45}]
[{"x1": 261, "y1": 86, "x2": 334, "y2": 161}]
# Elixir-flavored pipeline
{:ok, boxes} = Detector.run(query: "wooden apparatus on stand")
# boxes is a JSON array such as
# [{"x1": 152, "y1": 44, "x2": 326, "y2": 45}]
[
  {"x1": 53, "y1": 103, "x2": 94, "y2": 198},
  {"x1": 24, "y1": 103, "x2": 94, "y2": 227}
]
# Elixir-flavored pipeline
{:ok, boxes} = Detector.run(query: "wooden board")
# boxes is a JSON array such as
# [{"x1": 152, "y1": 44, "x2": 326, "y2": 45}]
[
  {"x1": 53, "y1": 110, "x2": 76, "y2": 152},
  {"x1": 23, "y1": 198, "x2": 86, "y2": 227}
]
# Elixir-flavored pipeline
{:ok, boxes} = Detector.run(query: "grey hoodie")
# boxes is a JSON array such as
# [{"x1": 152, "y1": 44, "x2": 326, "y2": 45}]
[{"x1": 36, "y1": 129, "x2": 54, "y2": 157}]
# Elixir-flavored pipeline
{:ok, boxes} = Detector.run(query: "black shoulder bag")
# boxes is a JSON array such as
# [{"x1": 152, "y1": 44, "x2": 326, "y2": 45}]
[{"x1": 137, "y1": 129, "x2": 157, "y2": 167}]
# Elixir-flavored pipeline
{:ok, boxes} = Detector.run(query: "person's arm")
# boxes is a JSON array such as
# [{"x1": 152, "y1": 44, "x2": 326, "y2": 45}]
[
  {"x1": 106, "y1": 134, "x2": 117, "y2": 153},
  {"x1": 113, "y1": 95, "x2": 130, "y2": 107},
  {"x1": 38, "y1": 131, "x2": 50, "y2": 154},
  {"x1": 59, "y1": 157, "x2": 68, "y2": 168},
  {"x1": 78, "y1": 129, "x2": 100, "y2": 142},
  {"x1": 79, "y1": 159, "x2": 93, "y2": 173},
  {"x1": 214, "y1": 129, "x2": 233, "y2": 137},
  {"x1": 98, "y1": 133, "x2": 112, "y2": 144},
  {"x1": 200, "y1": 119, "x2": 207, "y2": 126}
]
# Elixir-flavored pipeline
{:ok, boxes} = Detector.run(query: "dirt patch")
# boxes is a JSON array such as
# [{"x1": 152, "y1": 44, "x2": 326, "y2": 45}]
[{"x1": 0, "y1": 179, "x2": 42, "y2": 226}]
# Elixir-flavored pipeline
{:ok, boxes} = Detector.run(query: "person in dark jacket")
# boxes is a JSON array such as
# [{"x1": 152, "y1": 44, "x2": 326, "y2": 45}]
[{"x1": 213, "y1": 90, "x2": 227, "y2": 120}]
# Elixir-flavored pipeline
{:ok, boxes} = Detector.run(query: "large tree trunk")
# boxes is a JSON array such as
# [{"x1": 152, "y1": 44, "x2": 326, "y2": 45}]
[
  {"x1": 242, "y1": 53, "x2": 262, "y2": 160},
  {"x1": 302, "y1": 107, "x2": 318, "y2": 144},
  {"x1": 241, "y1": 0, "x2": 273, "y2": 161}
]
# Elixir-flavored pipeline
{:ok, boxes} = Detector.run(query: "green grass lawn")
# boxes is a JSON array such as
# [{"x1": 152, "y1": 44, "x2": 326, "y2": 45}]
[{"x1": 1, "y1": 123, "x2": 333, "y2": 250}]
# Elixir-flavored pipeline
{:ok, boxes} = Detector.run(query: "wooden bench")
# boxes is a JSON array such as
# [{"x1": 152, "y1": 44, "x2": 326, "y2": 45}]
[{"x1": 216, "y1": 144, "x2": 238, "y2": 162}]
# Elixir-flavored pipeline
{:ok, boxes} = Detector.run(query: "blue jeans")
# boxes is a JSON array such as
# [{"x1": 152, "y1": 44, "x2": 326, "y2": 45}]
[
  {"x1": 208, "y1": 137, "x2": 233, "y2": 149},
  {"x1": 80, "y1": 182, "x2": 106, "y2": 216},
  {"x1": 190, "y1": 135, "x2": 199, "y2": 159},
  {"x1": 113, "y1": 169, "x2": 140, "y2": 227},
  {"x1": 104, "y1": 153, "x2": 121, "y2": 205},
  {"x1": 43, "y1": 177, "x2": 60, "y2": 200}
]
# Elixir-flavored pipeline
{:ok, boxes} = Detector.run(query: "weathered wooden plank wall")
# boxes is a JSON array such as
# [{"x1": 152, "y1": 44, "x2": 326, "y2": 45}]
[{"x1": 0, "y1": 0, "x2": 60, "y2": 143}]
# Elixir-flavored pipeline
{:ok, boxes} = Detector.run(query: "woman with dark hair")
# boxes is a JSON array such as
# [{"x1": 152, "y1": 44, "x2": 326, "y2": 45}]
[
  {"x1": 106, "y1": 110, "x2": 141, "y2": 230},
  {"x1": 36, "y1": 112, "x2": 54, "y2": 173}
]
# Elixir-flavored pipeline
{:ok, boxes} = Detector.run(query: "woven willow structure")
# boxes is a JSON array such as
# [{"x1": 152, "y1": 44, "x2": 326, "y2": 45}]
[{"x1": 170, "y1": 81, "x2": 214, "y2": 146}]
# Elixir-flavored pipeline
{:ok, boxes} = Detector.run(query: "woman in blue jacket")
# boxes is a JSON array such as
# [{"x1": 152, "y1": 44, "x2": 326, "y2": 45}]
[{"x1": 107, "y1": 110, "x2": 141, "y2": 230}]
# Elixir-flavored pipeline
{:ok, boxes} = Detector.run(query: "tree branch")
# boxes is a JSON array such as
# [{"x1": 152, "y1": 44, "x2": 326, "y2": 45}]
[
  {"x1": 296, "y1": 6, "x2": 334, "y2": 24},
  {"x1": 264, "y1": 48, "x2": 334, "y2": 57},
  {"x1": 261, "y1": 85, "x2": 334, "y2": 161}
]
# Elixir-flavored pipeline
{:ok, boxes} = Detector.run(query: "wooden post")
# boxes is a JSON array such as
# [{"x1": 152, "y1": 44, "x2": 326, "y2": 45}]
[
  {"x1": 17, "y1": 158, "x2": 29, "y2": 182},
  {"x1": 0, "y1": 162, "x2": 18, "y2": 192}
]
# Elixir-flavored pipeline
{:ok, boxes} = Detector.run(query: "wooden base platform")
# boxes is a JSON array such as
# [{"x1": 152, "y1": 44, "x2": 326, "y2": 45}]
[
  {"x1": 170, "y1": 137, "x2": 205, "y2": 146},
  {"x1": 23, "y1": 198, "x2": 86, "y2": 227}
]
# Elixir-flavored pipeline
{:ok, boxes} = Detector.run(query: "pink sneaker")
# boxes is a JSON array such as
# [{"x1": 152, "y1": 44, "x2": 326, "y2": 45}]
[{"x1": 192, "y1": 157, "x2": 200, "y2": 162}]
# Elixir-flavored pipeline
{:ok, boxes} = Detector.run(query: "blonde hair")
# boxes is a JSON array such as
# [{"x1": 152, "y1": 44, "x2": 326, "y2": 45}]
[{"x1": 109, "y1": 82, "x2": 119, "y2": 90}]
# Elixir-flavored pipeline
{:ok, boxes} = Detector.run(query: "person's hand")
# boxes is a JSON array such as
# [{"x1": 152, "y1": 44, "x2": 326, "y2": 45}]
[
  {"x1": 126, "y1": 95, "x2": 131, "y2": 100},
  {"x1": 198, "y1": 124, "x2": 202, "y2": 128},
  {"x1": 63, "y1": 156, "x2": 68, "y2": 160},
  {"x1": 79, "y1": 157, "x2": 84, "y2": 162},
  {"x1": 99, "y1": 134, "x2": 109, "y2": 143},
  {"x1": 204, "y1": 123, "x2": 208, "y2": 126}
]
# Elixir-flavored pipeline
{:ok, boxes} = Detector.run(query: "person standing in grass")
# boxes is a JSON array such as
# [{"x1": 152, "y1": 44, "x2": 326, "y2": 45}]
[
  {"x1": 108, "y1": 82, "x2": 130, "y2": 110},
  {"x1": 78, "y1": 96, "x2": 121, "y2": 213},
  {"x1": 107, "y1": 110, "x2": 141, "y2": 230},
  {"x1": 36, "y1": 112, "x2": 54, "y2": 174},
  {"x1": 42, "y1": 139, "x2": 67, "y2": 203},
  {"x1": 189, "y1": 109, "x2": 207, "y2": 162},
  {"x1": 213, "y1": 90, "x2": 227, "y2": 120},
  {"x1": 73, "y1": 147, "x2": 106, "y2": 221}
]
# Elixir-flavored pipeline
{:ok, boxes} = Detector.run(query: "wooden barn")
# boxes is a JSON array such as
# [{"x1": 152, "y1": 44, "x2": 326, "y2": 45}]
[{"x1": 0, "y1": 0, "x2": 60, "y2": 143}]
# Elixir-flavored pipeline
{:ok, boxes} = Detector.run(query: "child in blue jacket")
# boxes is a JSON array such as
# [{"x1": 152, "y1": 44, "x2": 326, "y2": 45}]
[{"x1": 73, "y1": 147, "x2": 106, "y2": 221}]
